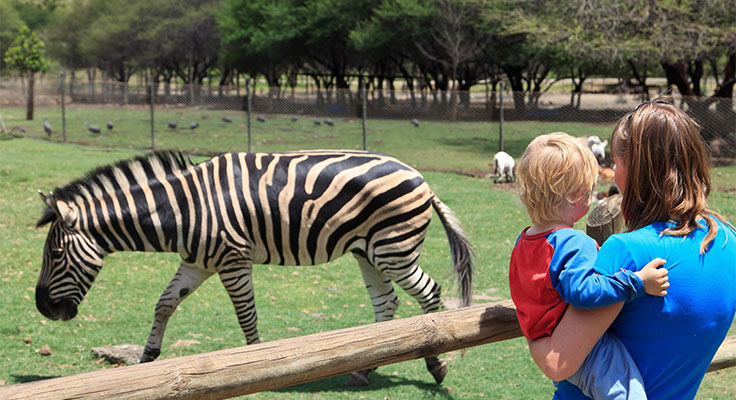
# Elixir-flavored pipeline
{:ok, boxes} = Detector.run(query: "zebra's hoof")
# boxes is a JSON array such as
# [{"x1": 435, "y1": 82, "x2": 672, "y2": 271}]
[
  {"x1": 429, "y1": 359, "x2": 448, "y2": 384},
  {"x1": 139, "y1": 349, "x2": 160, "y2": 363},
  {"x1": 139, "y1": 355, "x2": 153, "y2": 363},
  {"x1": 345, "y1": 369, "x2": 373, "y2": 387}
]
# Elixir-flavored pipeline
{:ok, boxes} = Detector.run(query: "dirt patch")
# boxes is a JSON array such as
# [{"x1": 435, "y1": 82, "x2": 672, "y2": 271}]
[
  {"x1": 421, "y1": 166, "x2": 499, "y2": 179},
  {"x1": 713, "y1": 157, "x2": 736, "y2": 167},
  {"x1": 0, "y1": 87, "x2": 59, "y2": 107}
]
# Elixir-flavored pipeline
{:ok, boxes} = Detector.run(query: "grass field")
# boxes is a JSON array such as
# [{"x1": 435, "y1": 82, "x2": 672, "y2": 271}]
[
  {"x1": 2, "y1": 105, "x2": 631, "y2": 175},
  {"x1": 1, "y1": 118, "x2": 735, "y2": 398}
]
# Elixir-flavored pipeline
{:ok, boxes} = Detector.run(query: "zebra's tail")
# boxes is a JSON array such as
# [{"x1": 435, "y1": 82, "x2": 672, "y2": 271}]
[{"x1": 431, "y1": 195, "x2": 474, "y2": 307}]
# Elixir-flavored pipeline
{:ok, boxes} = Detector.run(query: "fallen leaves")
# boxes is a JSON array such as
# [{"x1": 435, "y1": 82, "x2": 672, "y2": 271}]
[{"x1": 38, "y1": 344, "x2": 52, "y2": 356}]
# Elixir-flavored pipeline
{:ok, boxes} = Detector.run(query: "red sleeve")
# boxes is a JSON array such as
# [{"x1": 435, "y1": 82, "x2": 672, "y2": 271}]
[{"x1": 509, "y1": 233, "x2": 568, "y2": 339}]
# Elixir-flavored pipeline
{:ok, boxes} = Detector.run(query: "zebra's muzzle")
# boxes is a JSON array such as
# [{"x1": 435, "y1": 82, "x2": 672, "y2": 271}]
[{"x1": 35, "y1": 286, "x2": 78, "y2": 321}]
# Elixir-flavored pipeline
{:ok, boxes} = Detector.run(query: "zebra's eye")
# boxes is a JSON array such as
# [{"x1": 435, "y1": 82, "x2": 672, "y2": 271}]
[{"x1": 52, "y1": 248, "x2": 64, "y2": 256}]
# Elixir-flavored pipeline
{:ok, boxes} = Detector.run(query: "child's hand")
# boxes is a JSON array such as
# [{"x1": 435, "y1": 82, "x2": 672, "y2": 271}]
[{"x1": 634, "y1": 258, "x2": 669, "y2": 296}]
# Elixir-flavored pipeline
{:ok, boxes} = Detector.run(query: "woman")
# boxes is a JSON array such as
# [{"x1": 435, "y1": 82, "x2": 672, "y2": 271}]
[{"x1": 527, "y1": 99, "x2": 736, "y2": 399}]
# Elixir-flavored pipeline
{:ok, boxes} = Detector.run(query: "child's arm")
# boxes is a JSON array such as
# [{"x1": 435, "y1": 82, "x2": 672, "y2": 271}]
[
  {"x1": 554, "y1": 236, "x2": 668, "y2": 308},
  {"x1": 634, "y1": 258, "x2": 669, "y2": 296}
]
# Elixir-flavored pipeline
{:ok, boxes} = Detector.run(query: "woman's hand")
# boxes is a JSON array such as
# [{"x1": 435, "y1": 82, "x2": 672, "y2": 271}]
[{"x1": 527, "y1": 303, "x2": 623, "y2": 381}]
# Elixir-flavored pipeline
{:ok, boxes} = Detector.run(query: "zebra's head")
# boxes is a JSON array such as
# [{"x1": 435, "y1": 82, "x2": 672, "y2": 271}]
[{"x1": 36, "y1": 191, "x2": 103, "y2": 321}]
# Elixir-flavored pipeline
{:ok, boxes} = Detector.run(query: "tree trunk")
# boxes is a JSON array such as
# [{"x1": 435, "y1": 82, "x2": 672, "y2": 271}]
[
  {"x1": 69, "y1": 70, "x2": 75, "y2": 98},
  {"x1": 26, "y1": 73, "x2": 35, "y2": 120},
  {"x1": 662, "y1": 60, "x2": 695, "y2": 97},
  {"x1": 688, "y1": 59, "x2": 703, "y2": 97},
  {"x1": 502, "y1": 65, "x2": 526, "y2": 116}
]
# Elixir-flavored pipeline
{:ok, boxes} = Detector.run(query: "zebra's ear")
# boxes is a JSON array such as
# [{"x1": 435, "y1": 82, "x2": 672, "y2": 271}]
[
  {"x1": 37, "y1": 191, "x2": 57, "y2": 227},
  {"x1": 38, "y1": 191, "x2": 77, "y2": 228},
  {"x1": 55, "y1": 200, "x2": 77, "y2": 228},
  {"x1": 39, "y1": 190, "x2": 55, "y2": 210}
]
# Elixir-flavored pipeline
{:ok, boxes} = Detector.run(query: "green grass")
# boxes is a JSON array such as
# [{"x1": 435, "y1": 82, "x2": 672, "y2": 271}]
[
  {"x1": 1, "y1": 132, "x2": 735, "y2": 398},
  {"x1": 2, "y1": 105, "x2": 620, "y2": 175}
]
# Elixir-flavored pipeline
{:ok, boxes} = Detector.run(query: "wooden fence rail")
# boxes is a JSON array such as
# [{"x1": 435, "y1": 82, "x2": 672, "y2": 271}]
[{"x1": 0, "y1": 300, "x2": 733, "y2": 400}]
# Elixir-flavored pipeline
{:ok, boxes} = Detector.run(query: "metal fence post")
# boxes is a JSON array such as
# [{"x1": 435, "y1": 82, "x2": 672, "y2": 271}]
[
  {"x1": 361, "y1": 79, "x2": 367, "y2": 151},
  {"x1": 60, "y1": 71, "x2": 67, "y2": 142},
  {"x1": 499, "y1": 82, "x2": 504, "y2": 152},
  {"x1": 246, "y1": 77, "x2": 252, "y2": 153},
  {"x1": 150, "y1": 79, "x2": 155, "y2": 150}
]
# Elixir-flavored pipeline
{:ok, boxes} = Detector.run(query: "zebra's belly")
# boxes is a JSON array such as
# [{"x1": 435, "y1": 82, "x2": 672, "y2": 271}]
[{"x1": 251, "y1": 236, "x2": 368, "y2": 266}]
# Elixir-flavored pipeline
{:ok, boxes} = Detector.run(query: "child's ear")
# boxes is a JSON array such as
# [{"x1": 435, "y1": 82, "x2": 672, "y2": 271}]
[{"x1": 572, "y1": 191, "x2": 591, "y2": 207}]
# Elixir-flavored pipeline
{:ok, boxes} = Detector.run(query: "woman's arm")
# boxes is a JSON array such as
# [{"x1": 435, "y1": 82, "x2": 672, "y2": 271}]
[{"x1": 526, "y1": 302, "x2": 623, "y2": 381}]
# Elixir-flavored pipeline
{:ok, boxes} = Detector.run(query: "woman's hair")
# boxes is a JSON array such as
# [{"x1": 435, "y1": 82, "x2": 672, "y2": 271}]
[
  {"x1": 516, "y1": 132, "x2": 598, "y2": 225},
  {"x1": 611, "y1": 97, "x2": 729, "y2": 253}
]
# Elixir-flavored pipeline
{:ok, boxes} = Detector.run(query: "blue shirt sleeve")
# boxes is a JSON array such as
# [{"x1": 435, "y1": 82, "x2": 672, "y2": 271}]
[{"x1": 549, "y1": 230, "x2": 645, "y2": 309}]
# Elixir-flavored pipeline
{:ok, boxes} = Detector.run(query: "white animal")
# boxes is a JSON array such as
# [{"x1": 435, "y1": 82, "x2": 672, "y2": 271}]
[
  {"x1": 585, "y1": 135, "x2": 603, "y2": 146},
  {"x1": 590, "y1": 140, "x2": 608, "y2": 163},
  {"x1": 576, "y1": 135, "x2": 608, "y2": 164},
  {"x1": 492, "y1": 151, "x2": 515, "y2": 183}
]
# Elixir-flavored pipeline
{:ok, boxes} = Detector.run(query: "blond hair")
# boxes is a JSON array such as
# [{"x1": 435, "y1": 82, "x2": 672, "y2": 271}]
[{"x1": 516, "y1": 132, "x2": 598, "y2": 225}]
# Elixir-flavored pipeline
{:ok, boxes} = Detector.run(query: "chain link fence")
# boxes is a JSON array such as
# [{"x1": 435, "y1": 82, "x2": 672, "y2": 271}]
[{"x1": 1, "y1": 75, "x2": 734, "y2": 170}]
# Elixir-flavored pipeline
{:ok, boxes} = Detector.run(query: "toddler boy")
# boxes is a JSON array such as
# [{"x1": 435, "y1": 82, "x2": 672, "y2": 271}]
[{"x1": 509, "y1": 132, "x2": 668, "y2": 399}]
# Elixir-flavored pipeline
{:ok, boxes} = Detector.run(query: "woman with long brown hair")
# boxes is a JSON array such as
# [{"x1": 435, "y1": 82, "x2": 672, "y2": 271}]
[{"x1": 526, "y1": 99, "x2": 736, "y2": 399}]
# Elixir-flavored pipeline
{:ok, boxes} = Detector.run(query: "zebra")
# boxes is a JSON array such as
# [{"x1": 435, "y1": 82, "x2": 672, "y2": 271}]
[{"x1": 35, "y1": 150, "x2": 474, "y2": 385}]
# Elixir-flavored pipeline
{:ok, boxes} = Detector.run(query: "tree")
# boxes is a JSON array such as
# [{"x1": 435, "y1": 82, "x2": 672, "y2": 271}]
[
  {"x1": 643, "y1": 0, "x2": 736, "y2": 145},
  {"x1": 353, "y1": 0, "x2": 493, "y2": 113},
  {"x1": 9, "y1": 0, "x2": 58, "y2": 31},
  {"x1": 350, "y1": 0, "x2": 436, "y2": 103},
  {"x1": 0, "y1": 0, "x2": 24, "y2": 74},
  {"x1": 4, "y1": 25, "x2": 49, "y2": 120},
  {"x1": 45, "y1": 0, "x2": 96, "y2": 70},
  {"x1": 155, "y1": 1, "x2": 221, "y2": 85},
  {"x1": 218, "y1": 0, "x2": 288, "y2": 78},
  {"x1": 502, "y1": 0, "x2": 627, "y2": 107},
  {"x1": 300, "y1": 0, "x2": 375, "y2": 93},
  {"x1": 414, "y1": 0, "x2": 488, "y2": 117},
  {"x1": 44, "y1": 0, "x2": 101, "y2": 96}
]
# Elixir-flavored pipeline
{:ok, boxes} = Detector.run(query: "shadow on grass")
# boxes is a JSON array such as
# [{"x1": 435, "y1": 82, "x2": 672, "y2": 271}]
[
  {"x1": 10, "y1": 374, "x2": 59, "y2": 384},
  {"x1": 272, "y1": 372, "x2": 452, "y2": 398}
]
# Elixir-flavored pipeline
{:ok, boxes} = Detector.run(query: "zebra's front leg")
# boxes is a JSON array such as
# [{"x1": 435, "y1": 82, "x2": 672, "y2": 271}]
[
  {"x1": 140, "y1": 263, "x2": 213, "y2": 363},
  {"x1": 218, "y1": 262, "x2": 261, "y2": 344}
]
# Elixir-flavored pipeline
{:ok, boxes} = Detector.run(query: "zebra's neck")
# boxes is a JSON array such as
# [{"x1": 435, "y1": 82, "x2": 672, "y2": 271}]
[{"x1": 75, "y1": 172, "x2": 185, "y2": 256}]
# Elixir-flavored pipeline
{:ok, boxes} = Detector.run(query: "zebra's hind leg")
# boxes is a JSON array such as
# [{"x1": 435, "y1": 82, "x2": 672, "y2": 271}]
[
  {"x1": 218, "y1": 262, "x2": 261, "y2": 345},
  {"x1": 140, "y1": 263, "x2": 213, "y2": 363},
  {"x1": 345, "y1": 251, "x2": 400, "y2": 387},
  {"x1": 380, "y1": 259, "x2": 448, "y2": 384}
]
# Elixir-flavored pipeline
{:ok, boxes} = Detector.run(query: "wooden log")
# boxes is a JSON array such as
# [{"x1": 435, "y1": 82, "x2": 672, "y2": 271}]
[
  {"x1": 586, "y1": 194, "x2": 625, "y2": 246},
  {"x1": 0, "y1": 301, "x2": 522, "y2": 400},
  {"x1": 0, "y1": 300, "x2": 733, "y2": 399},
  {"x1": 708, "y1": 335, "x2": 736, "y2": 372}
]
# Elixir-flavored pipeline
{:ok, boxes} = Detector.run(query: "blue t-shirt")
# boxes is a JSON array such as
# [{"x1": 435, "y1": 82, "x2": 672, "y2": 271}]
[{"x1": 555, "y1": 218, "x2": 736, "y2": 400}]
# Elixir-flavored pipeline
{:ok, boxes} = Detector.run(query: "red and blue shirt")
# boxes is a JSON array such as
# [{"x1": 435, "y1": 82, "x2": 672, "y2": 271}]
[{"x1": 509, "y1": 226, "x2": 644, "y2": 339}]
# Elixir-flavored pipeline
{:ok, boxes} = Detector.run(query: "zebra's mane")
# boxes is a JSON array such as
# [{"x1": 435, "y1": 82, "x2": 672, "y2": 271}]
[{"x1": 37, "y1": 151, "x2": 194, "y2": 227}]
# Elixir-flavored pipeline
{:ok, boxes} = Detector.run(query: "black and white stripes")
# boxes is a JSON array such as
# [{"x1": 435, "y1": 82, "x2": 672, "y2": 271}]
[{"x1": 36, "y1": 150, "x2": 474, "y2": 380}]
